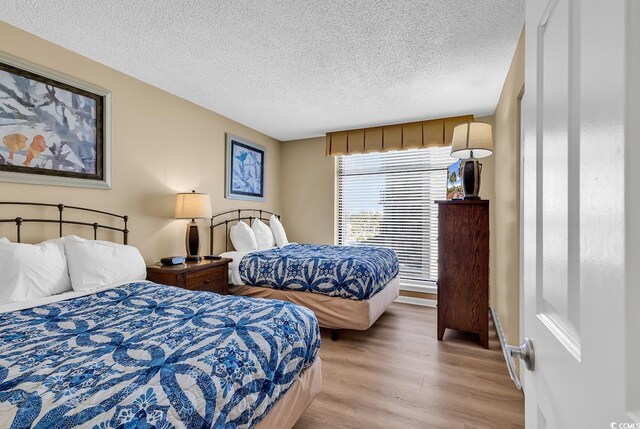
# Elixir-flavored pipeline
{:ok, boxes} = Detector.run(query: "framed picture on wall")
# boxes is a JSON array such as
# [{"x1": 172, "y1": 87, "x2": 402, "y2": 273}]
[
  {"x1": 225, "y1": 134, "x2": 265, "y2": 201},
  {"x1": 0, "y1": 52, "x2": 111, "y2": 189}
]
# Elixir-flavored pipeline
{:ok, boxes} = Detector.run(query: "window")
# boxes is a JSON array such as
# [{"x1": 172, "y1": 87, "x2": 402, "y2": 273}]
[{"x1": 337, "y1": 147, "x2": 451, "y2": 291}]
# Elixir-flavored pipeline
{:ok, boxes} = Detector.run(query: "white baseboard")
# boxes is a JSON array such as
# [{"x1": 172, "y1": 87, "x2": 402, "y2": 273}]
[
  {"x1": 399, "y1": 282, "x2": 438, "y2": 295},
  {"x1": 395, "y1": 295, "x2": 437, "y2": 307},
  {"x1": 491, "y1": 307, "x2": 523, "y2": 391},
  {"x1": 491, "y1": 307, "x2": 508, "y2": 352}
]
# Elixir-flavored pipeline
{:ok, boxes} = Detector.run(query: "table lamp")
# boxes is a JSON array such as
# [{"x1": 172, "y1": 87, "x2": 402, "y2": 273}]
[
  {"x1": 450, "y1": 122, "x2": 494, "y2": 199},
  {"x1": 175, "y1": 190, "x2": 212, "y2": 262}
]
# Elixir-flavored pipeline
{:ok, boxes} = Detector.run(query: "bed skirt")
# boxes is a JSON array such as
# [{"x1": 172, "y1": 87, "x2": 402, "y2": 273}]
[
  {"x1": 230, "y1": 276, "x2": 400, "y2": 330},
  {"x1": 256, "y1": 357, "x2": 322, "y2": 429}
]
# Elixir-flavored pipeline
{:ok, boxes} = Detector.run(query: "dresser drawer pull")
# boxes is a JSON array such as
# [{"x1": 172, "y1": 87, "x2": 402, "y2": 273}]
[{"x1": 203, "y1": 280, "x2": 210, "y2": 284}]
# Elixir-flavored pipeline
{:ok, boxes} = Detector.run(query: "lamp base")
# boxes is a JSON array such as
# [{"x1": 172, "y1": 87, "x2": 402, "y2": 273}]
[
  {"x1": 185, "y1": 220, "x2": 201, "y2": 261},
  {"x1": 462, "y1": 157, "x2": 483, "y2": 199}
]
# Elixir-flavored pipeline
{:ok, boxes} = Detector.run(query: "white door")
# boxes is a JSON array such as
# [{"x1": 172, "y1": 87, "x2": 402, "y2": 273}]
[{"x1": 521, "y1": 0, "x2": 639, "y2": 427}]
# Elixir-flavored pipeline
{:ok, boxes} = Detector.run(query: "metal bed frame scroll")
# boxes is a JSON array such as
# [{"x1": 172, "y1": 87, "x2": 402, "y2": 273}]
[{"x1": 0, "y1": 201, "x2": 129, "y2": 244}]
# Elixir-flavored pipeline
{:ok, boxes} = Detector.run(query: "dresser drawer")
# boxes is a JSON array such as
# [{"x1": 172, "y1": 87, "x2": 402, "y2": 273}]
[{"x1": 185, "y1": 267, "x2": 226, "y2": 293}]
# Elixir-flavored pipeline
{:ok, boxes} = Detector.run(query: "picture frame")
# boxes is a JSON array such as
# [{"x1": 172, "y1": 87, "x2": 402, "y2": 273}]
[
  {"x1": 225, "y1": 134, "x2": 265, "y2": 202},
  {"x1": 447, "y1": 159, "x2": 464, "y2": 200},
  {"x1": 0, "y1": 52, "x2": 111, "y2": 189}
]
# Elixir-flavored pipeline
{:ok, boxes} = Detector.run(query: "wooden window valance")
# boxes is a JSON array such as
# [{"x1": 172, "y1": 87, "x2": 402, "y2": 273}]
[{"x1": 325, "y1": 114, "x2": 474, "y2": 156}]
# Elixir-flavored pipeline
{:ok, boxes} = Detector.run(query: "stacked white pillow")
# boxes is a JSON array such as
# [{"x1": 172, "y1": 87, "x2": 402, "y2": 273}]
[
  {"x1": 64, "y1": 235, "x2": 146, "y2": 292},
  {"x1": 252, "y1": 219, "x2": 275, "y2": 249},
  {"x1": 229, "y1": 221, "x2": 258, "y2": 251},
  {"x1": 270, "y1": 214, "x2": 289, "y2": 248},
  {"x1": 0, "y1": 237, "x2": 72, "y2": 304},
  {"x1": 229, "y1": 218, "x2": 288, "y2": 251},
  {"x1": 0, "y1": 235, "x2": 147, "y2": 305}
]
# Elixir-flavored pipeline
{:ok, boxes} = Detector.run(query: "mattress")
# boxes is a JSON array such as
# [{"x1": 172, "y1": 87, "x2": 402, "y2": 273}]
[
  {"x1": 0, "y1": 281, "x2": 321, "y2": 428},
  {"x1": 223, "y1": 244, "x2": 399, "y2": 300},
  {"x1": 231, "y1": 276, "x2": 401, "y2": 330}
]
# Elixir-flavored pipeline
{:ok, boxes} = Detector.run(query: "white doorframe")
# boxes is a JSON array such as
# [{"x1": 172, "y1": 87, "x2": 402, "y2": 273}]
[
  {"x1": 624, "y1": 0, "x2": 640, "y2": 420},
  {"x1": 517, "y1": 86, "x2": 525, "y2": 384}
]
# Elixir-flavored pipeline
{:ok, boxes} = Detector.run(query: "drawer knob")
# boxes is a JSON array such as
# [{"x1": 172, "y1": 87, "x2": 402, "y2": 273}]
[{"x1": 204, "y1": 280, "x2": 210, "y2": 284}]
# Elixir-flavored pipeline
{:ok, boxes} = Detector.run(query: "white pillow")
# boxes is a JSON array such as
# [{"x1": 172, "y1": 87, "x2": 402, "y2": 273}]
[
  {"x1": 64, "y1": 235, "x2": 146, "y2": 291},
  {"x1": 270, "y1": 215, "x2": 289, "y2": 248},
  {"x1": 252, "y1": 219, "x2": 275, "y2": 249},
  {"x1": 0, "y1": 237, "x2": 72, "y2": 304},
  {"x1": 230, "y1": 221, "x2": 258, "y2": 251},
  {"x1": 0, "y1": 237, "x2": 9, "y2": 243}
]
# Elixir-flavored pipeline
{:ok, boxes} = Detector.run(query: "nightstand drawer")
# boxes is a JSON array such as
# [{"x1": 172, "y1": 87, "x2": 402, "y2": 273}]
[
  {"x1": 146, "y1": 258, "x2": 232, "y2": 295},
  {"x1": 185, "y1": 267, "x2": 226, "y2": 293}
]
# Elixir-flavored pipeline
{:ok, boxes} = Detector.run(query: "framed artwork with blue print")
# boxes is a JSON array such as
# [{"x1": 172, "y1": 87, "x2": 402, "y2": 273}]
[{"x1": 226, "y1": 134, "x2": 265, "y2": 201}]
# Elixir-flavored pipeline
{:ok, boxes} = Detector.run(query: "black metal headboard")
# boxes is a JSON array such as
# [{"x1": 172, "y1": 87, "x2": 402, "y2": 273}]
[
  {"x1": 0, "y1": 202, "x2": 129, "y2": 244},
  {"x1": 209, "y1": 208, "x2": 280, "y2": 254}
]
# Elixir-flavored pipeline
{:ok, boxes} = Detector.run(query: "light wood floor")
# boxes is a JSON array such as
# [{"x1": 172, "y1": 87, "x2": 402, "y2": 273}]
[{"x1": 294, "y1": 303, "x2": 524, "y2": 429}]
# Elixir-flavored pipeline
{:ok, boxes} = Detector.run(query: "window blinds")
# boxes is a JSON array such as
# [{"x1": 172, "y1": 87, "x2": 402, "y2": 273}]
[{"x1": 338, "y1": 146, "x2": 452, "y2": 289}]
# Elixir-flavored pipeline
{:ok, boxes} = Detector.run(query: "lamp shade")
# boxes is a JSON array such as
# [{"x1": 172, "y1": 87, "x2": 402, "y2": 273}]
[
  {"x1": 450, "y1": 122, "x2": 494, "y2": 159},
  {"x1": 175, "y1": 191, "x2": 212, "y2": 219}
]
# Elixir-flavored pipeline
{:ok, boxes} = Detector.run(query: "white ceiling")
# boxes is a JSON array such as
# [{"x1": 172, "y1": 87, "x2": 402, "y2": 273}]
[{"x1": 0, "y1": 1, "x2": 524, "y2": 141}]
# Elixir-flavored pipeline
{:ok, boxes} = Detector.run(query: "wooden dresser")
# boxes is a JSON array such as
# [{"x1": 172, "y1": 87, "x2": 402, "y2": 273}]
[
  {"x1": 435, "y1": 200, "x2": 489, "y2": 348},
  {"x1": 146, "y1": 258, "x2": 232, "y2": 295}
]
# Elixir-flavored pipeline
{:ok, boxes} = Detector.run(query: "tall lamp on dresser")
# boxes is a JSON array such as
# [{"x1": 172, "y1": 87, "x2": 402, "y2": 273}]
[{"x1": 436, "y1": 121, "x2": 493, "y2": 348}]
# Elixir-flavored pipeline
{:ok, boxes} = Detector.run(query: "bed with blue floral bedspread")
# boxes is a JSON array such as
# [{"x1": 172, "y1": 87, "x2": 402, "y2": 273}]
[
  {"x1": 0, "y1": 282, "x2": 320, "y2": 428},
  {"x1": 238, "y1": 244, "x2": 399, "y2": 300}
]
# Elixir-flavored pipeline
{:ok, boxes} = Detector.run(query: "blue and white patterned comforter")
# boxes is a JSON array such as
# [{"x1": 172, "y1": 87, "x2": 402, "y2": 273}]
[
  {"x1": 0, "y1": 282, "x2": 320, "y2": 428},
  {"x1": 238, "y1": 244, "x2": 399, "y2": 300}
]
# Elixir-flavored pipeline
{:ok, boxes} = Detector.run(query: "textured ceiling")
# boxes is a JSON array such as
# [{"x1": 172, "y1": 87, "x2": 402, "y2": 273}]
[{"x1": 0, "y1": 1, "x2": 524, "y2": 141}]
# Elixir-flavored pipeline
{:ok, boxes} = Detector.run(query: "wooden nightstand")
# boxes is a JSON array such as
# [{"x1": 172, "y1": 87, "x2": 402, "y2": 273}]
[{"x1": 146, "y1": 258, "x2": 232, "y2": 295}]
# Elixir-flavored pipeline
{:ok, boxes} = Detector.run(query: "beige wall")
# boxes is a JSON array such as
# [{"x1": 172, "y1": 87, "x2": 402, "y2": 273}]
[
  {"x1": 492, "y1": 28, "x2": 525, "y2": 345},
  {"x1": 280, "y1": 137, "x2": 335, "y2": 245},
  {"x1": 476, "y1": 115, "x2": 496, "y2": 308},
  {"x1": 0, "y1": 22, "x2": 282, "y2": 263}
]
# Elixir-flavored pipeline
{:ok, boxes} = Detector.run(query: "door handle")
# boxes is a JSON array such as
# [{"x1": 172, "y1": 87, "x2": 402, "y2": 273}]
[
  {"x1": 501, "y1": 338, "x2": 535, "y2": 391},
  {"x1": 507, "y1": 338, "x2": 535, "y2": 371}
]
